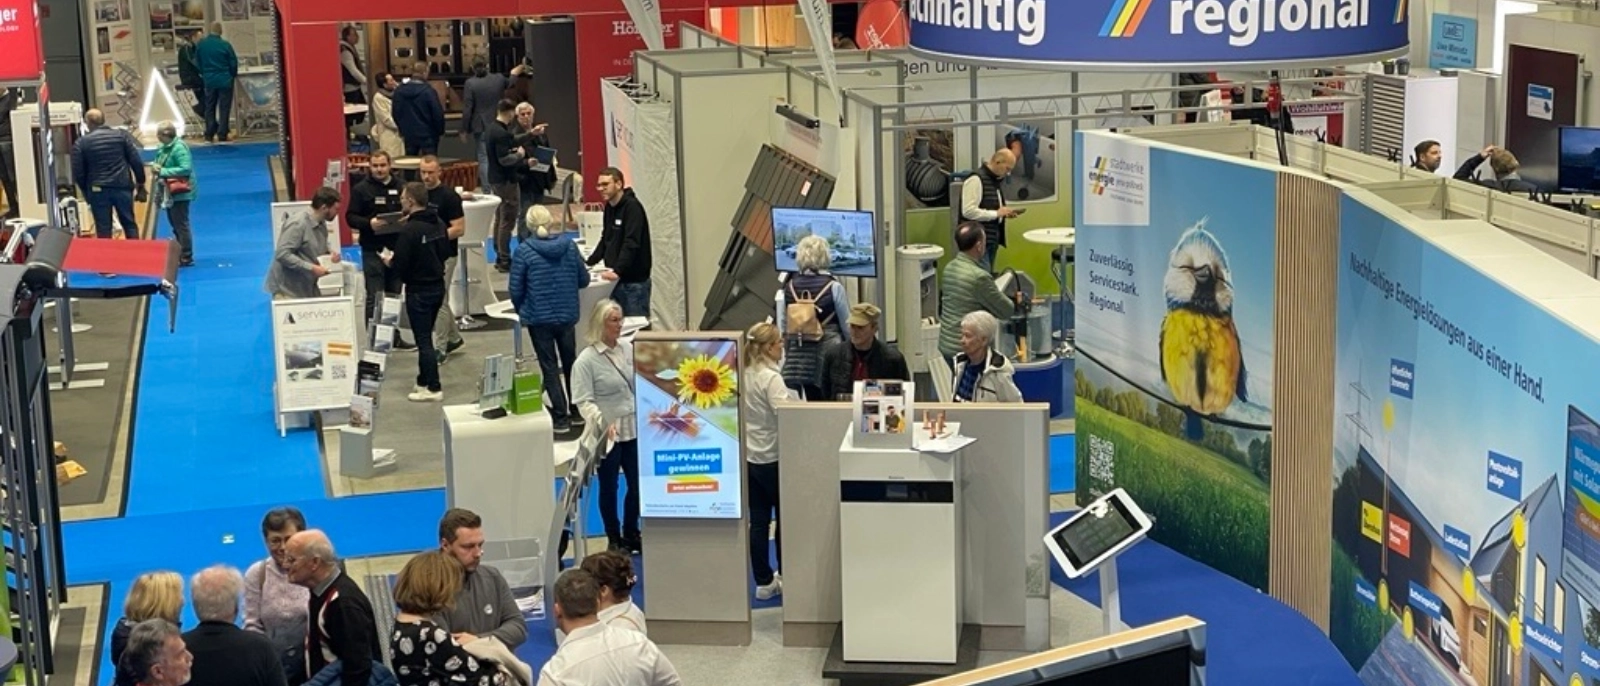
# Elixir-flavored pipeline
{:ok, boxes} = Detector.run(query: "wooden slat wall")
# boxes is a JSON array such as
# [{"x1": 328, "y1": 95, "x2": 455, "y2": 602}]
[{"x1": 1269, "y1": 171, "x2": 1342, "y2": 630}]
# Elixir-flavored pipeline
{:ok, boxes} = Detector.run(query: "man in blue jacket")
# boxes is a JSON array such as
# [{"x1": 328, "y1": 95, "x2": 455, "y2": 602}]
[
  {"x1": 510, "y1": 205, "x2": 615, "y2": 434},
  {"x1": 194, "y1": 22, "x2": 239, "y2": 143},
  {"x1": 70, "y1": 108, "x2": 146, "y2": 240},
  {"x1": 390, "y1": 63, "x2": 445, "y2": 156}
]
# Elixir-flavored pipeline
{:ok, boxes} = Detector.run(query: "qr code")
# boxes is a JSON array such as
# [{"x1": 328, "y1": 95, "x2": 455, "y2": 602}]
[{"x1": 1087, "y1": 434, "x2": 1115, "y2": 485}]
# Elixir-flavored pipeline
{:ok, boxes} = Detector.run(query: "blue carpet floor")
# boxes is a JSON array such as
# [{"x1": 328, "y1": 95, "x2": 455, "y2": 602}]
[{"x1": 61, "y1": 142, "x2": 1350, "y2": 686}]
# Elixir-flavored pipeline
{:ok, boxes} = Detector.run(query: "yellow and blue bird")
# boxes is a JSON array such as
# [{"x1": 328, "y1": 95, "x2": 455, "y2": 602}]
[{"x1": 1158, "y1": 220, "x2": 1247, "y2": 439}]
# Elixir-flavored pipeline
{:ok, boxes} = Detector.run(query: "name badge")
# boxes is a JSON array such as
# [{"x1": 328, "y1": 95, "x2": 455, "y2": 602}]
[{"x1": 614, "y1": 219, "x2": 622, "y2": 226}]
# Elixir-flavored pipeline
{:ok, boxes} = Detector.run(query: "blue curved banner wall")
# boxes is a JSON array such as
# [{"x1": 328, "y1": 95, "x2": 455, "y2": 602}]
[{"x1": 907, "y1": 0, "x2": 1409, "y2": 68}]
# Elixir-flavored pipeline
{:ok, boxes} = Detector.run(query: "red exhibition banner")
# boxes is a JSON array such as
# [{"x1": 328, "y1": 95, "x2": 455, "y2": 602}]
[
  {"x1": 0, "y1": 0, "x2": 45, "y2": 83},
  {"x1": 856, "y1": 0, "x2": 908, "y2": 49},
  {"x1": 574, "y1": 9, "x2": 704, "y2": 201}
]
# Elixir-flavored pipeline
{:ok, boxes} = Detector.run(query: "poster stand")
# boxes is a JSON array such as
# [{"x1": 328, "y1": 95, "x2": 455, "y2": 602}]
[
  {"x1": 271, "y1": 295, "x2": 359, "y2": 437},
  {"x1": 545, "y1": 421, "x2": 605, "y2": 620}
]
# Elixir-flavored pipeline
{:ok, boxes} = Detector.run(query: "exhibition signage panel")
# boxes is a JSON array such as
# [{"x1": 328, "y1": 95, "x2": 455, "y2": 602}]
[
  {"x1": 1427, "y1": 13, "x2": 1476, "y2": 69},
  {"x1": 620, "y1": 0, "x2": 666, "y2": 51},
  {"x1": 633, "y1": 334, "x2": 743, "y2": 519},
  {"x1": 271, "y1": 296, "x2": 359, "y2": 413},
  {"x1": 796, "y1": 0, "x2": 843, "y2": 115},
  {"x1": 1326, "y1": 196, "x2": 1600, "y2": 683},
  {"x1": 905, "y1": 0, "x2": 1409, "y2": 69},
  {"x1": 0, "y1": 0, "x2": 43, "y2": 83},
  {"x1": 1072, "y1": 131, "x2": 1277, "y2": 592}
]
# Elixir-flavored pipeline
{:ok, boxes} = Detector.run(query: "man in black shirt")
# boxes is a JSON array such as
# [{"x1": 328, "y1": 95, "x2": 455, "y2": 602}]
[
  {"x1": 820, "y1": 302, "x2": 911, "y2": 400},
  {"x1": 483, "y1": 99, "x2": 525, "y2": 272},
  {"x1": 285, "y1": 530, "x2": 381, "y2": 686},
  {"x1": 385, "y1": 182, "x2": 448, "y2": 401},
  {"x1": 588, "y1": 167, "x2": 653, "y2": 318},
  {"x1": 183, "y1": 565, "x2": 286, "y2": 686},
  {"x1": 419, "y1": 155, "x2": 466, "y2": 365},
  {"x1": 345, "y1": 151, "x2": 413, "y2": 349}
]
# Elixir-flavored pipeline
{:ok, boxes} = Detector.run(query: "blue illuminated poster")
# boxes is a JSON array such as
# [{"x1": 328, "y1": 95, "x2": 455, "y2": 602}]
[{"x1": 633, "y1": 336, "x2": 744, "y2": 519}]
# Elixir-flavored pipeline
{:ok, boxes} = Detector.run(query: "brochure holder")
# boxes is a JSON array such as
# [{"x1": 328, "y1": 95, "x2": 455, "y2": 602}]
[{"x1": 850, "y1": 380, "x2": 916, "y2": 449}]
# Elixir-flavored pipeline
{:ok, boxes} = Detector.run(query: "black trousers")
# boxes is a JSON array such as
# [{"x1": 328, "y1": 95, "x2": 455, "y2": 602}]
[
  {"x1": 405, "y1": 285, "x2": 445, "y2": 392},
  {"x1": 598, "y1": 439, "x2": 640, "y2": 542},
  {"x1": 527, "y1": 324, "x2": 576, "y2": 422},
  {"x1": 0, "y1": 141, "x2": 18, "y2": 218},
  {"x1": 747, "y1": 461, "x2": 781, "y2": 585}
]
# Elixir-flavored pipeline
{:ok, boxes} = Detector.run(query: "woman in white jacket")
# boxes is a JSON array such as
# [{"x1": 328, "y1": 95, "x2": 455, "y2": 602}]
[
  {"x1": 367, "y1": 72, "x2": 405, "y2": 159},
  {"x1": 742, "y1": 322, "x2": 795, "y2": 600}
]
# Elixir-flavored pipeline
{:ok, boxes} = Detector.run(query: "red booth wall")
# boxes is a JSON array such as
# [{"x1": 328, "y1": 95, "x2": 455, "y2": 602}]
[{"x1": 274, "y1": 0, "x2": 722, "y2": 238}]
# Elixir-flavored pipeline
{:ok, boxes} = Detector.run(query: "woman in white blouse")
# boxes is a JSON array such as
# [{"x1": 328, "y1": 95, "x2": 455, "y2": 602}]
[
  {"x1": 556, "y1": 550, "x2": 647, "y2": 644},
  {"x1": 742, "y1": 322, "x2": 795, "y2": 600},
  {"x1": 571, "y1": 299, "x2": 641, "y2": 554}
]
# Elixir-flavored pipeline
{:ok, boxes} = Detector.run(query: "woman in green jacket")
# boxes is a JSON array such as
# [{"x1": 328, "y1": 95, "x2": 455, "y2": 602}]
[{"x1": 154, "y1": 121, "x2": 196, "y2": 266}]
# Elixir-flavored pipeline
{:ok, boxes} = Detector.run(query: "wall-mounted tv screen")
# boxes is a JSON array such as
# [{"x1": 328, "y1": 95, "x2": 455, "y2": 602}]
[
  {"x1": 1557, "y1": 126, "x2": 1600, "y2": 192},
  {"x1": 772, "y1": 208, "x2": 878, "y2": 278}
]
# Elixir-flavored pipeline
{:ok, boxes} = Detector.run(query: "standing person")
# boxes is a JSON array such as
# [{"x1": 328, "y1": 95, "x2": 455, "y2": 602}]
[
  {"x1": 819, "y1": 303, "x2": 911, "y2": 400},
  {"x1": 571, "y1": 299, "x2": 641, "y2": 554},
  {"x1": 385, "y1": 182, "x2": 449, "y2": 402},
  {"x1": 243, "y1": 507, "x2": 311, "y2": 684},
  {"x1": 339, "y1": 25, "x2": 367, "y2": 132},
  {"x1": 71, "y1": 108, "x2": 146, "y2": 240},
  {"x1": 482, "y1": 99, "x2": 524, "y2": 272},
  {"x1": 183, "y1": 565, "x2": 287, "y2": 686},
  {"x1": 461, "y1": 62, "x2": 527, "y2": 192},
  {"x1": 950, "y1": 311, "x2": 1023, "y2": 403},
  {"x1": 264, "y1": 187, "x2": 342, "y2": 300},
  {"x1": 390, "y1": 551, "x2": 510, "y2": 686},
  {"x1": 961, "y1": 149, "x2": 1018, "y2": 271},
  {"x1": 433, "y1": 508, "x2": 528, "y2": 649},
  {"x1": 176, "y1": 29, "x2": 206, "y2": 123},
  {"x1": 391, "y1": 63, "x2": 444, "y2": 156},
  {"x1": 345, "y1": 151, "x2": 413, "y2": 348},
  {"x1": 194, "y1": 22, "x2": 239, "y2": 143},
  {"x1": 152, "y1": 121, "x2": 196, "y2": 267},
  {"x1": 111, "y1": 572, "x2": 185, "y2": 666},
  {"x1": 418, "y1": 156, "x2": 466, "y2": 364},
  {"x1": 538, "y1": 570, "x2": 682, "y2": 686},
  {"x1": 512, "y1": 102, "x2": 554, "y2": 236},
  {"x1": 0, "y1": 86, "x2": 21, "y2": 219},
  {"x1": 586, "y1": 168, "x2": 652, "y2": 319},
  {"x1": 510, "y1": 205, "x2": 612, "y2": 434},
  {"x1": 116, "y1": 620, "x2": 193, "y2": 686},
  {"x1": 742, "y1": 322, "x2": 794, "y2": 600},
  {"x1": 775, "y1": 235, "x2": 848, "y2": 400},
  {"x1": 283, "y1": 530, "x2": 383, "y2": 686},
  {"x1": 938, "y1": 222, "x2": 1015, "y2": 361},
  {"x1": 367, "y1": 72, "x2": 405, "y2": 159}
]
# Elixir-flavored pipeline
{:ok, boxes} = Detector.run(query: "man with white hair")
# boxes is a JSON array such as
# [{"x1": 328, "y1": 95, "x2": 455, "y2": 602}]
[
  {"x1": 285, "y1": 530, "x2": 381, "y2": 686},
  {"x1": 117, "y1": 619, "x2": 192, "y2": 686},
  {"x1": 182, "y1": 565, "x2": 286, "y2": 686},
  {"x1": 950, "y1": 310, "x2": 1022, "y2": 403}
]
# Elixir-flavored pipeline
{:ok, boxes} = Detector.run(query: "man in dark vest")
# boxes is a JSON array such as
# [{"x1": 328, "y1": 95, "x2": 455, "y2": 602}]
[
  {"x1": 339, "y1": 26, "x2": 368, "y2": 131},
  {"x1": 960, "y1": 149, "x2": 1018, "y2": 272}
]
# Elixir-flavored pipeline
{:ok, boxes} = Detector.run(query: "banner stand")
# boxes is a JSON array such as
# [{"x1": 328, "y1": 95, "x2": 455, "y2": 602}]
[{"x1": 271, "y1": 295, "x2": 360, "y2": 437}]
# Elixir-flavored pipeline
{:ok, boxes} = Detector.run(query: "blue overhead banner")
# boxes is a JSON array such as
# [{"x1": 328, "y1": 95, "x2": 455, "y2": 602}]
[{"x1": 906, "y1": 0, "x2": 1410, "y2": 69}]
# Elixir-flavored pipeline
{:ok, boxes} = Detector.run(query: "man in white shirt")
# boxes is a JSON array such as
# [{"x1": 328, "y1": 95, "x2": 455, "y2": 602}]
[
  {"x1": 537, "y1": 569, "x2": 681, "y2": 686},
  {"x1": 960, "y1": 149, "x2": 1019, "y2": 272}
]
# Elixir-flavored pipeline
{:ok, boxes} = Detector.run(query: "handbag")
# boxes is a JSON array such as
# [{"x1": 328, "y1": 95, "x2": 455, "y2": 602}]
[{"x1": 163, "y1": 176, "x2": 193, "y2": 194}]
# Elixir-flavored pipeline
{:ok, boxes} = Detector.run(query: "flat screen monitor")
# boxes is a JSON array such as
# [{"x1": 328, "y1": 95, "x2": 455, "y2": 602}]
[
  {"x1": 772, "y1": 207, "x2": 878, "y2": 278},
  {"x1": 1557, "y1": 126, "x2": 1600, "y2": 192}
]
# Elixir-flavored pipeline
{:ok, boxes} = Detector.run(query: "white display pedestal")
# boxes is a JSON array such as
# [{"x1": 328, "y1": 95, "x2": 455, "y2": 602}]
[
  {"x1": 455, "y1": 194, "x2": 502, "y2": 317},
  {"x1": 838, "y1": 423, "x2": 966, "y2": 664},
  {"x1": 442, "y1": 405, "x2": 555, "y2": 545}
]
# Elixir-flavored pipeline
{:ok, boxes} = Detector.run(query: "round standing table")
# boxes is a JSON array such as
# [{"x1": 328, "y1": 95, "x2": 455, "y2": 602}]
[{"x1": 1022, "y1": 227, "x2": 1076, "y2": 348}]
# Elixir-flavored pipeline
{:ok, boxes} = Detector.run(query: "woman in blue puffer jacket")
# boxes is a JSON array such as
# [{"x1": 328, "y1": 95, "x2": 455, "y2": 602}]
[{"x1": 509, "y1": 205, "x2": 616, "y2": 434}]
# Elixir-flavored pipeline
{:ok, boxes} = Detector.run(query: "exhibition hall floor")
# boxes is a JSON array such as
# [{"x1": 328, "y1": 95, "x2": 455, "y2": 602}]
[{"x1": 50, "y1": 143, "x2": 1359, "y2": 685}]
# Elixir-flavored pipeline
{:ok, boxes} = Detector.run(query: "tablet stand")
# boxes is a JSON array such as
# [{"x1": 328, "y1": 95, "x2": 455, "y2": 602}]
[{"x1": 1100, "y1": 555, "x2": 1123, "y2": 635}]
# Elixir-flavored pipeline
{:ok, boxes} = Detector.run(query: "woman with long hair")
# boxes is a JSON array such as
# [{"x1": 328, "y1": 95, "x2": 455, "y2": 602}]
[{"x1": 742, "y1": 322, "x2": 794, "y2": 599}]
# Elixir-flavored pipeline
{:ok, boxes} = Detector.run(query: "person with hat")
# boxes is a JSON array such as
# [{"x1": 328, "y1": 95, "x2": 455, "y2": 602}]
[{"x1": 819, "y1": 302, "x2": 911, "y2": 401}]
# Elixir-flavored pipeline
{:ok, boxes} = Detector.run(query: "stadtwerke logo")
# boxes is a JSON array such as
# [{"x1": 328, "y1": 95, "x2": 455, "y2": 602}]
[{"x1": 1102, "y1": 0, "x2": 1394, "y2": 45}]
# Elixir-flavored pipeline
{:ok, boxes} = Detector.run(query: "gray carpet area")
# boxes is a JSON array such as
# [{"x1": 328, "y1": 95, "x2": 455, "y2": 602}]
[{"x1": 48, "y1": 296, "x2": 145, "y2": 510}]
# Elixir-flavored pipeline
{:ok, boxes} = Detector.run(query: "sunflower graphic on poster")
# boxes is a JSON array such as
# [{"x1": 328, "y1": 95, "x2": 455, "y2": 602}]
[{"x1": 633, "y1": 338, "x2": 744, "y2": 519}]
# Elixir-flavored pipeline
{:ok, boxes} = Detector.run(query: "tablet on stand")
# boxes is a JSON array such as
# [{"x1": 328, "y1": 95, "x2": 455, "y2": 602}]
[{"x1": 1043, "y1": 488, "x2": 1154, "y2": 635}]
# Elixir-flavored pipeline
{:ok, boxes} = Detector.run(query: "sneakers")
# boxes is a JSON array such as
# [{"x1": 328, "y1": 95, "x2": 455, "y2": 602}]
[
  {"x1": 407, "y1": 387, "x2": 443, "y2": 402},
  {"x1": 756, "y1": 573, "x2": 783, "y2": 600},
  {"x1": 394, "y1": 339, "x2": 418, "y2": 352}
]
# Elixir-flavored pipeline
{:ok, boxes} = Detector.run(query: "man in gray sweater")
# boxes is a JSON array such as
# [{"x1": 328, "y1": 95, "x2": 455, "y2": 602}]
[
  {"x1": 263, "y1": 187, "x2": 343, "y2": 299},
  {"x1": 434, "y1": 508, "x2": 528, "y2": 648}
]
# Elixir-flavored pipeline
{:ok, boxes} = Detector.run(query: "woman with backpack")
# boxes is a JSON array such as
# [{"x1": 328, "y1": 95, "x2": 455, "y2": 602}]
[{"x1": 775, "y1": 235, "x2": 849, "y2": 400}]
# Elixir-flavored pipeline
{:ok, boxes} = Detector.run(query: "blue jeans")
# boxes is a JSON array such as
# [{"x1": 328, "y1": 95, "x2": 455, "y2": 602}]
[
  {"x1": 86, "y1": 187, "x2": 136, "y2": 239},
  {"x1": 202, "y1": 85, "x2": 233, "y2": 141},
  {"x1": 613, "y1": 280, "x2": 651, "y2": 318},
  {"x1": 475, "y1": 136, "x2": 490, "y2": 192}
]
